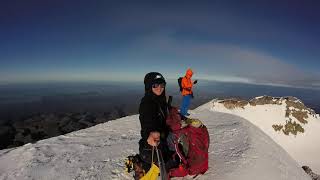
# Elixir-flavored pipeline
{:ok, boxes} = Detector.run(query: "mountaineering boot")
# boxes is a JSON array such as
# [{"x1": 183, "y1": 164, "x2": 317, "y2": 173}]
[{"x1": 125, "y1": 154, "x2": 145, "y2": 180}]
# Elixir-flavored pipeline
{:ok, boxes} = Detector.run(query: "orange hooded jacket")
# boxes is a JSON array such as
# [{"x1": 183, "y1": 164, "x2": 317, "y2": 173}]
[{"x1": 181, "y1": 68, "x2": 194, "y2": 96}]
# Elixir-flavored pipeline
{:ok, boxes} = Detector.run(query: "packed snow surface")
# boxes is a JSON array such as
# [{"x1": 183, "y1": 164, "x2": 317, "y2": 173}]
[
  {"x1": 0, "y1": 103, "x2": 311, "y2": 180},
  {"x1": 209, "y1": 99, "x2": 320, "y2": 174}
]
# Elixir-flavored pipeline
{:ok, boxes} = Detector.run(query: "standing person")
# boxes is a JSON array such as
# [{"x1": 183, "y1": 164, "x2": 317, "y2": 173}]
[
  {"x1": 180, "y1": 68, "x2": 197, "y2": 116},
  {"x1": 137, "y1": 72, "x2": 177, "y2": 179}
]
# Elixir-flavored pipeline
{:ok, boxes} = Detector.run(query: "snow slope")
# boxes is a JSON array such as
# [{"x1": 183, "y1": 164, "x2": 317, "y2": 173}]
[
  {"x1": 0, "y1": 107, "x2": 310, "y2": 179},
  {"x1": 208, "y1": 98, "x2": 320, "y2": 174}
]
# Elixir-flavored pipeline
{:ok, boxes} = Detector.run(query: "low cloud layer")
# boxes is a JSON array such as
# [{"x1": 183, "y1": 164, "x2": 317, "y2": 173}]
[{"x1": 122, "y1": 32, "x2": 320, "y2": 89}]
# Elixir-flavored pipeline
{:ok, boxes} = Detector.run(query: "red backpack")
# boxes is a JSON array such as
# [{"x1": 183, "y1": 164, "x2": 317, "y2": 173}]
[{"x1": 166, "y1": 107, "x2": 210, "y2": 177}]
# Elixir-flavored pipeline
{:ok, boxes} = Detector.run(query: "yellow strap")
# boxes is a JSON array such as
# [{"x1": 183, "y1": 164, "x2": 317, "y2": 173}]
[{"x1": 140, "y1": 163, "x2": 160, "y2": 180}]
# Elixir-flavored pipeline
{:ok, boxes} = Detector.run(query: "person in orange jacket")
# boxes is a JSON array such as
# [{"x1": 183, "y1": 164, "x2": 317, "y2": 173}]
[{"x1": 180, "y1": 68, "x2": 197, "y2": 116}]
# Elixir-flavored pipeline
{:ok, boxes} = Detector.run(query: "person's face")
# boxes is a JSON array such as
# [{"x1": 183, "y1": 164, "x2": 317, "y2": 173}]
[{"x1": 151, "y1": 83, "x2": 165, "y2": 96}]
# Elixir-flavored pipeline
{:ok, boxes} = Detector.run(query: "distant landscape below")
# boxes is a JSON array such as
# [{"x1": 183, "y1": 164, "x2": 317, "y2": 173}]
[
  {"x1": 0, "y1": 80, "x2": 319, "y2": 123},
  {"x1": 0, "y1": 80, "x2": 319, "y2": 149}
]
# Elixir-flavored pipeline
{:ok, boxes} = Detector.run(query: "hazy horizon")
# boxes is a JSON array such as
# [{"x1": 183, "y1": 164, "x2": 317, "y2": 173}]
[{"x1": 0, "y1": 80, "x2": 319, "y2": 124}]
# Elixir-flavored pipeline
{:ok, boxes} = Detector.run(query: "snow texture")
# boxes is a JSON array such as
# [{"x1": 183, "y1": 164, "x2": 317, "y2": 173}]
[
  {"x1": 210, "y1": 99, "x2": 320, "y2": 174},
  {"x1": 0, "y1": 104, "x2": 311, "y2": 180}
]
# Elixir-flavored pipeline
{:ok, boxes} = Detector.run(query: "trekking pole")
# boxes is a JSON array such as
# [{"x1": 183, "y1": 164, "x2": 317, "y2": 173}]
[
  {"x1": 151, "y1": 146, "x2": 154, "y2": 165},
  {"x1": 155, "y1": 146, "x2": 167, "y2": 180}
]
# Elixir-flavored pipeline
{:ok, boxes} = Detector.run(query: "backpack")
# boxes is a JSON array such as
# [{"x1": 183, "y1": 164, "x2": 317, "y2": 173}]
[
  {"x1": 166, "y1": 107, "x2": 210, "y2": 177},
  {"x1": 178, "y1": 77, "x2": 183, "y2": 92}
]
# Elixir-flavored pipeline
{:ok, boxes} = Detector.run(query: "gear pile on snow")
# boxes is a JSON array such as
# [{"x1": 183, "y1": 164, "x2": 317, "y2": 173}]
[{"x1": 166, "y1": 107, "x2": 210, "y2": 177}]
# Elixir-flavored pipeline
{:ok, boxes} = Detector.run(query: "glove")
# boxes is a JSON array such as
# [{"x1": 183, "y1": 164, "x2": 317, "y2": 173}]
[{"x1": 193, "y1": 80, "x2": 198, "y2": 84}]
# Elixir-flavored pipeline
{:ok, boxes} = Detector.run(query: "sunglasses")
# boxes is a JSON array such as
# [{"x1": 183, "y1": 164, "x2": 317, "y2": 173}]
[{"x1": 152, "y1": 83, "x2": 165, "y2": 88}]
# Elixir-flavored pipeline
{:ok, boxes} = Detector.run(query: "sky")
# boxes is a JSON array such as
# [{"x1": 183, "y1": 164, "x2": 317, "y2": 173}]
[{"x1": 0, "y1": 0, "x2": 319, "y2": 89}]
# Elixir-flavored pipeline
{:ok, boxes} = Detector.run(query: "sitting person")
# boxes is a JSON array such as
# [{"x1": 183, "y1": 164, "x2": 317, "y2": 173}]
[{"x1": 137, "y1": 72, "x2": 178, "y2": 179}]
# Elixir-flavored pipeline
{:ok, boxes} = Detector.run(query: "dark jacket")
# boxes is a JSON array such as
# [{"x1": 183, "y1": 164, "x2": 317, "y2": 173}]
[
  {"x1": 138, "y1": 91, "x2": 170, "y2": 172},
  {"x1": 139, "y1": 92, "x2": 169, "y2": 142},
  {"x1": 138, "y1": 72, "x2": 178, "y2": 172}
]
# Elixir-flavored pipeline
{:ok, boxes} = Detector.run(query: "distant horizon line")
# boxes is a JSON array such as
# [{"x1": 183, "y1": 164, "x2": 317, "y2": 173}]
[{"x1": 0, "y1": 79, "x2": 319, "y2": 91}]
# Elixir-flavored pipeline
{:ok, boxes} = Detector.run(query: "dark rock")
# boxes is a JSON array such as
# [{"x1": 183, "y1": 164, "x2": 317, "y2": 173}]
[
  {"x1": 219, "y1": 98, "x2": 248, "y2": 109},
  {"x1": 249, "y1": 95, "x2": 281, "y2": 106},
  {"x1": 302, "y1": 166, "x2": 320, "y2": 180}
]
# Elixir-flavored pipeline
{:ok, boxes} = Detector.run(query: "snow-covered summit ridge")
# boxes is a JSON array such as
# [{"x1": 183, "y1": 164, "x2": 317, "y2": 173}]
[
  {"x1": 0, "y1": 100, "x2": 313, "y2": 180},
  {"x1": 211, "y1": 95, "x2": 319, "y2": 136},
  {"x1": 206, "y1": 95, "x2": 320, "y2": 174}
]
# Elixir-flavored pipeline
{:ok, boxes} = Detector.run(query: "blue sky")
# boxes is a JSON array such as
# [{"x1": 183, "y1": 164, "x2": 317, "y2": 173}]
[{"x1": 0, "y1": 0, "x2": 319, "y2": 89}]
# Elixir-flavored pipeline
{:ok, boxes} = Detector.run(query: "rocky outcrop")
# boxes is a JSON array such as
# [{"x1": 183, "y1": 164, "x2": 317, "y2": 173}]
[
  {"x1": 219, "y1": 98, "x2": 248, "y2": 109},
  {"x1": 217, "y1": 95, "x2": 319, "y2": 136},
  {"x1": 302, "y1": 166, "x2": 320, "y2": 180},
  {"x1": 252, "y1": 96, "x2": 317, "y2": 123},
  {"x1": 249, "y1": 96, "x2": 282, "y2": 106}
]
